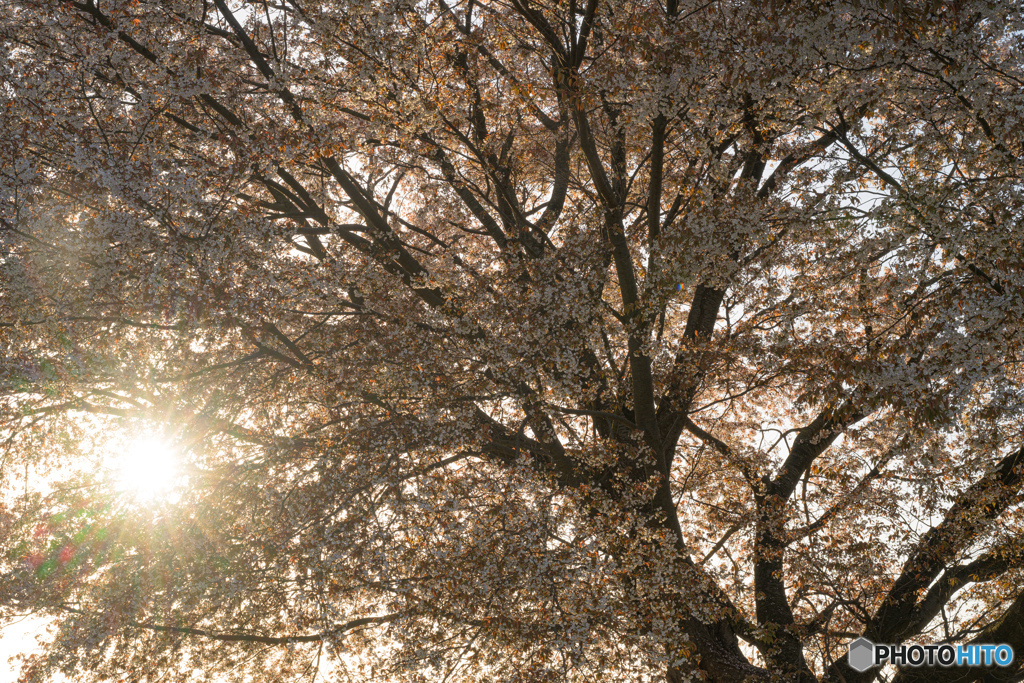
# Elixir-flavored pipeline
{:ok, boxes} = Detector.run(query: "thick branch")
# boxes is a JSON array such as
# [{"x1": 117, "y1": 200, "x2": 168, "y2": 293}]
[
  {"x1": 889, "y1": 588, "x2": 1024, "y2": 683},
  {"x1": 869, "y1": 444, "x2": 1024, "y2": 644}
]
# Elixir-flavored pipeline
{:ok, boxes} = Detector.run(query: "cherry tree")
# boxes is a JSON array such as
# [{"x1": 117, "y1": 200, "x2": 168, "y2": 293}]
[{"x1": 1, "y1": 0, "x2": 1023, "y2": 681}]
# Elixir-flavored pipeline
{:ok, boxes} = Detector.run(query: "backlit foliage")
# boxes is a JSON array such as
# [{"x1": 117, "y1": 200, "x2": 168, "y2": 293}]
[{"x1": 1, "y1": 0, "x2": 1023, "y2": 681}]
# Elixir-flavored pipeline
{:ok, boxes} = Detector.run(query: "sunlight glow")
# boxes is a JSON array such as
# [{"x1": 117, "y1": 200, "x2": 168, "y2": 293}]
[{"x1": 113, "y1": 436, "x2": 181, "y2": 502}]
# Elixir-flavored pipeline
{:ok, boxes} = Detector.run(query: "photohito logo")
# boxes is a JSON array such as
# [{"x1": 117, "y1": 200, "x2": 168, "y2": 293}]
[{"x1": 847, "y1": 638, "x2": 1015, "y2": 672}]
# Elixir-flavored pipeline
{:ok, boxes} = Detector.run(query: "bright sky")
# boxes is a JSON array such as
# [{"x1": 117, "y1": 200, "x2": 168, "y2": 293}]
[{"x1": 0, "y1": 616, "x2": 49, "y2": 682}]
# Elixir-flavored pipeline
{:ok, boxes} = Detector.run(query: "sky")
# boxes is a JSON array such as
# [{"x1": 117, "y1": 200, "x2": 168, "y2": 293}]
[{"x1": 0, "y1": 615, "x2": 48, "y2": 681}]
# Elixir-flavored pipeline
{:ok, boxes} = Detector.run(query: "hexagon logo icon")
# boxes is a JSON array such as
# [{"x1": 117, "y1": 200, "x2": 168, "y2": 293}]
[{"x1": 848, "y1": 637, "x2": 875, "y2": 672}]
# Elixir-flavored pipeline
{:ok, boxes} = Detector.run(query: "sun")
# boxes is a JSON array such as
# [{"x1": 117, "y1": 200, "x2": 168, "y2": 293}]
[{"x1": 112, "y1": 436, "x2": 182, "y2": 502}]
